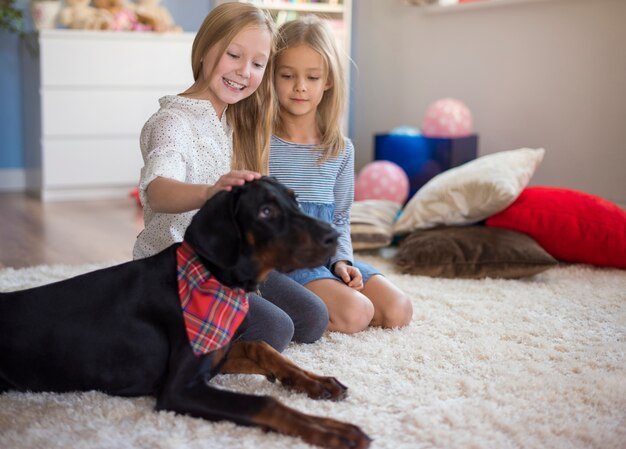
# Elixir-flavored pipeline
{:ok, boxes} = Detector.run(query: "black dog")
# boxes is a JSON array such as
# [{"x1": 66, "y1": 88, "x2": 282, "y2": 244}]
[{"x1": 0, "y1": 177, "x2": 371, "y2": 449}]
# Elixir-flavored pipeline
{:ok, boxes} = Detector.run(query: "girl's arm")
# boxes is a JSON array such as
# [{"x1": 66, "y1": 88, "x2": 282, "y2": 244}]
[
  {"x1": 140, "y1": 110, "x2": 260, "y2": 214},
  {"x1": 330, "y1": 140, "x2": 355, "y2": 268},
  {"x1": 330, "y1": 141, "x2": 360, "y2": 289},
  {"x1": 146, "y1": 170, "x2": 261, "y2": 213}
]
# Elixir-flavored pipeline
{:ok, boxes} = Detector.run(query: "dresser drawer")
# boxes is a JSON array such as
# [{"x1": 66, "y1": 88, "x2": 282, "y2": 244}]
[
  {"x1": 43, "y1": 137, "x2": 142, "y2": 188},
  {"x1": 42, "y1": 88, "x2": 184, "y2": 137},
  {"x1": 40, "y1": 30, "x2": 194, "y2": 87}
]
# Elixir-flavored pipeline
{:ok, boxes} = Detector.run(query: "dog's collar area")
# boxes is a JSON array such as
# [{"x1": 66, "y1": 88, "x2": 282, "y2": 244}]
[{"x1": 177, "y1": 241, "x2": 249, "y2": 356}]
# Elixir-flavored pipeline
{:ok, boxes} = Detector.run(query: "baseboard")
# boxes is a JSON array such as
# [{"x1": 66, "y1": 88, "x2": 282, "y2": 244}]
[
  {"x1": 0, "y1": 168, "x2": 26, "y2": 192},
  {"x1": 33, "y1": 186, "x2": 136, "y2": 202}
]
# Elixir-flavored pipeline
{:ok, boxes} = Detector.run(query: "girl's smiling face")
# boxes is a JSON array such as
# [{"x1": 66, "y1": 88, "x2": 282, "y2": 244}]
[
  {"x1": 275, "y1": 44, "x2": 332, "y2": 121},
  {"x1": 201, "y1": 26, "x2": 271, "y2": 117}
]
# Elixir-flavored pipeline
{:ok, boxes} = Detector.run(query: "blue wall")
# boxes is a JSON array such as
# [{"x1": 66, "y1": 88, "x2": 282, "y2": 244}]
[
  {"x1": 0, "y1": 0, "x2": 212, "y2": 171},
  {"x1": 0, "y1": 30, "x2": 23, "y2": 168}
]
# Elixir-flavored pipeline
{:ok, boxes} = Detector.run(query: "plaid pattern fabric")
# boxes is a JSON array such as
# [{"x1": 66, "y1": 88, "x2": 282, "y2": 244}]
[{"x1": 176, "y1": 241, "x2": 249, "y2": 356}]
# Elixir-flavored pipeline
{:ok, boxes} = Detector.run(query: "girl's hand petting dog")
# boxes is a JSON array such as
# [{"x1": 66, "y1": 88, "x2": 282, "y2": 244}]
[
  {"x1": 334, "y1": 261, "x2": 363, "y2": 291},
  {"x1": 212, "y1": 170, "x2": 261, "y2": 193}
]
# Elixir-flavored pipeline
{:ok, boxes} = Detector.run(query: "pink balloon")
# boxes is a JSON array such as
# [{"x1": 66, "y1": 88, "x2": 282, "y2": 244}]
[
  {"x1": 355, "y1": 161, "x2": 410, "y2": 204},
  {"x1": 422, "y1": 98, "x2": 473, "y2": 138}
]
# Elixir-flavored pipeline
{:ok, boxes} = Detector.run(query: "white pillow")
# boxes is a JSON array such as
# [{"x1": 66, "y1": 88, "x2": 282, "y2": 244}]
[{"x1": 393, "y1": 147, "x2": 545, "y2": 234}]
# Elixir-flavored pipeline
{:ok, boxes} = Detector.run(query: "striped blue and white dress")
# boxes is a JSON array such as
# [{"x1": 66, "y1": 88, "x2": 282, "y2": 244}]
[{"x1": 269, "y1": 135, "x2": 380, "y2": 286}]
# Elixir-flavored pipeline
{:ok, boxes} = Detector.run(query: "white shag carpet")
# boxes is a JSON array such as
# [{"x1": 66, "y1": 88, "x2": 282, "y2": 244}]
[{"x1": 1, "y1": 255, "x2": 625, "y2": 449}]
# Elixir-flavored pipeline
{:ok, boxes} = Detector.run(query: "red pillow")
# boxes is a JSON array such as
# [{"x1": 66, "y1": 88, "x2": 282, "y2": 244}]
[{"x1": 486, "y1": 187, "x2": 626, "y2": 269}]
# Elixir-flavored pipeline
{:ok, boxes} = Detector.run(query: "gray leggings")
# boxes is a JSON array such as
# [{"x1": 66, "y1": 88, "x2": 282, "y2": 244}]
[{"x1": 236, "y1": 271, "x2": 329, "y2": 352}]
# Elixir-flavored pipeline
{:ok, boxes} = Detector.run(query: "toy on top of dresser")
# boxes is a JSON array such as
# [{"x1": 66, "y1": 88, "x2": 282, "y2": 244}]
[
  {"x1": 58, "y1": 0, "x2": 180, "y2": 32},
  {"x1": 91, "y1": 0, "x2": 147, "y2": 31},
  {"x1": 134, "y1": 0, "x2": 182, "y2": 33},
  {"x1": 58, "y1": 0, "x2": 114, "y2": 30}
]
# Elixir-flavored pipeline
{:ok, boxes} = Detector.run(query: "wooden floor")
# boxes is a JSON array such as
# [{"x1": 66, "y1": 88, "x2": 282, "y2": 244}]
[{"x1": 0, "y1": 193, "x2": 144, "y2": 269}]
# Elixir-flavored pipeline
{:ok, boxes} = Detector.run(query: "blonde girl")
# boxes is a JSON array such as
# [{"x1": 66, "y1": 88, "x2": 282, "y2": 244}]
[
  {"x1": 133, "y1": 4, "x2": 330, "y2": 350},
  {"x1": 270, "y1": 16, "x2": 413, "y2": 334}
]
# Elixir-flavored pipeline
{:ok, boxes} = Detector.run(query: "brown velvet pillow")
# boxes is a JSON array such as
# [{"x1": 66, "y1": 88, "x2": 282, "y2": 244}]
[{"x1": 393, "y1": 226, "x2": 558, "y2": 279}]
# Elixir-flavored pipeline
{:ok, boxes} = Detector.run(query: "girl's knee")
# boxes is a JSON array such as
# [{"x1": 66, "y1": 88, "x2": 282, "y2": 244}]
[
  {"x1": 362, "y1": 275, "x2": 413, "y2": 329},
  {"x1": 293, "y1": 299, "x2": 329, "y2": 344},
  {"x1": 331, "y1": 296, "x2": 374, "y2": 334},
  {"x1": 244, "y1": 294, "x2": 295, "y2": 352},
  {"x1": 267, "y1": 314, "x2": 295, "y2": 353},
  {"x1": 381, "y1": 294, "x2": 413, "y2": 329}
]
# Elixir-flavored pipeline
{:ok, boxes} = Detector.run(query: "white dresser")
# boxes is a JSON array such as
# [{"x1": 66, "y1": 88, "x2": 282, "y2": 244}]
[{"x1": 21, "y1": 30, "x2": 196, "y2": 201}]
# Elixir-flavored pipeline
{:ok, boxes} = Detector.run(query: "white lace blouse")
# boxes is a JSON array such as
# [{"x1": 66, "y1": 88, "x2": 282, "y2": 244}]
[{"x1": 133, "y1": 95, "x2": 233, "y2": 259}]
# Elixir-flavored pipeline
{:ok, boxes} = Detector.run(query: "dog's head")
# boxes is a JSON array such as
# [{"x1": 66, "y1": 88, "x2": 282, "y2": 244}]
[{"x1": 184, "y1": 177, "x2": 338, "y2": 291}]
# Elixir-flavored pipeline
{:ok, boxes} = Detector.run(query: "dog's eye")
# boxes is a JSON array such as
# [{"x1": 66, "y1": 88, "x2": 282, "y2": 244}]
[{"x1": 259, "y1": 204, "x2": 278, "y2": 219}]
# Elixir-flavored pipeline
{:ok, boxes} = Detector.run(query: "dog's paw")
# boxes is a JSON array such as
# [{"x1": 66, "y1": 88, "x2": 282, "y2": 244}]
[
  {"x1": 254, "y1": 396, "x2": 370, "y2": 449},
  {"x1": 305, "y1": 376, "x2": 348, "y2": 401},
  {"x1": 299, "y1": 416, "x2": 372, "y2": 449}
]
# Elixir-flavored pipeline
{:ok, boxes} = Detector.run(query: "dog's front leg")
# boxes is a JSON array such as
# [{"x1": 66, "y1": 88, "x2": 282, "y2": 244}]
[
  {"x1": 157, "y1": 347, "x2": 371, "y2": 449},
  {"x1": 249, "y1": 395, "x2": 371, "y2": 449},
  {"x1": 221, "y1": 341, "x2": 347, "y2": 400}
]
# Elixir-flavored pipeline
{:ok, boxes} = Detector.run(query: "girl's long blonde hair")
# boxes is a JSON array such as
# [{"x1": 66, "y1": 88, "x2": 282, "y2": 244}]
[
  {"x1": 184, "y1": 3, "x2": 277, "y2": 174},
  {"x1": 274, "y1": 16, "x2": 347, "y2": 161}
]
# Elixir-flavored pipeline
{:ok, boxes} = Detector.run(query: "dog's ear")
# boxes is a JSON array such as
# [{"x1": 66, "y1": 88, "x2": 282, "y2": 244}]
[{"x1": 184, "y1": 190, "x2": 241, "y2": 268}]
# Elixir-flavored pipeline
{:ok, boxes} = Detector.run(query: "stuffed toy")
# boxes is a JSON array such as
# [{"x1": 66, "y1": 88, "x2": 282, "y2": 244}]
[
  {"x1": 134, "y1": 0, "x2": 181, "y2": 33},
  {"x1": 92, "y1": 0, "x2": 147, "y2": 31},
  {"x1": 58, "y1": 0, "x2": 113, "y2": 30}
]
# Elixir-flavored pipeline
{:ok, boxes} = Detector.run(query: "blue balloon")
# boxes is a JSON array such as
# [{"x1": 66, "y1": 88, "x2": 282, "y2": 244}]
[{"x1": 390, "y1": 126, "x2": 421, "y2": 136}]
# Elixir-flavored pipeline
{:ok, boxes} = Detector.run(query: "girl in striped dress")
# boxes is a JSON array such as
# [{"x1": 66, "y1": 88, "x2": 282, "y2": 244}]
[{"x1": 270, "y1": 17, "x2": 413, "y2": 334}]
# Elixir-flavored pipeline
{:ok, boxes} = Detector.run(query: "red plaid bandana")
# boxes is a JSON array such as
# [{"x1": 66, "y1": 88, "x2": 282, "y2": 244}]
[{"x1": 176, "y1": 241, "x2": 249, "y2": 356}]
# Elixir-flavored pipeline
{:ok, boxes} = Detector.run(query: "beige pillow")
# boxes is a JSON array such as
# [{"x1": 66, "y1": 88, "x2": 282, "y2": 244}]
[
  {"x1": 350, "y1": 200, "x2": 401, "y2": 250},
  {"x1": 393, "y1": 147, "x2": 545, "y2": 235}
]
